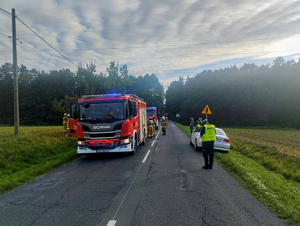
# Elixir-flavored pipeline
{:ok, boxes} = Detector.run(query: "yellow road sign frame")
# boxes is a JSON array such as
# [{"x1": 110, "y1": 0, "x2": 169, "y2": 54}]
[{"x1": 202, "y1": 105, "x2": 212, "y2": 114}]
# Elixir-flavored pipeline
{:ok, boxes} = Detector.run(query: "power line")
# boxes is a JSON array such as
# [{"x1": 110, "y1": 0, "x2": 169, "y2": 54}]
[
  {"x1": 0, "y1": 32, "x2": 11, "y2": 38},
  {"x1": 15, "y1": 15, "x2": 79, "y2": 68},
  {"x1": 0, "y1": 7, "x2": 11, "y2": 15},
  {"x1": 19, "y1": 49, "x2": 300, "y2": 61},
  {"x1": 3, "y1": 35, "x2": 299, "y2": 53},
  {"x1": 17, "y1": 37, "x2": 64, "y2": 69},
  {"x1": 0, "y1": 7, "x2": 78, "y2": 69}
]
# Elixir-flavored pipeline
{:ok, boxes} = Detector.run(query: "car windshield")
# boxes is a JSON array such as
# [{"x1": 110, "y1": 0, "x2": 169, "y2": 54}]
[
  {"x1": 216, "y1": 128, "x2": 226, "y2": 136},
  {"x1": 79, "y1": 102, "x2": 126, "y2": 122}
]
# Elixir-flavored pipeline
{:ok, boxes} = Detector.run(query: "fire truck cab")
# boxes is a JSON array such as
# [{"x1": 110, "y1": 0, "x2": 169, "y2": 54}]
[{"x1": 70, "y1": 94, "x2": 147, "y2": 155}]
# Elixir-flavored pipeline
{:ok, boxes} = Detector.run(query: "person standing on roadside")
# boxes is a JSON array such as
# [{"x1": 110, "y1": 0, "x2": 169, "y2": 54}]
[
  {"x1": 190, "y1": 117, "x2": 194, "y2": 134},
  {"x1": 148, "y1": 116, "x2": 153, "y2": 138},
  {"x1": 200, "y1": 119, "x2": 216, "y2": 169},
  {"x1": 63, "y1": 113, "x2": 68, "y2": 131},
  {"x1": 161, "y1": 116, "x2": 167, "y2": 135},
  {"x1": 152, "y1": 115, "x2": 157, "y2": 136},
  {"x1": 196, "y1": 117, "x2": 202, "y2": 129},
  {"x1": 66, "y1": 114, "x2": 71, "y2": 137}
]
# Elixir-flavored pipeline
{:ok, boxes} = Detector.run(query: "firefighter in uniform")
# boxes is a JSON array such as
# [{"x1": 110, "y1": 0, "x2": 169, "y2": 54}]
[
  {"x1": 66, "y1": 114, "x2": 70, "y2": 137},
  {"x1": 152, "y1": 115, "x2": 156, "y2": 137},
  {"x1": 165, "y1": 116, "x2": 168, "y2": 127},
  {"x1": 147, "y1": 116, "x2": 153, "y2": 138},
  {"x1": 161, "y1": 117, "x2": 167, "y2": 135},
  {"x1": 200, "y1": 119, "x2": 216, "y2": 169},
  {"x1": 63, "y1": 113, "x2": 68, "y2": 131}
]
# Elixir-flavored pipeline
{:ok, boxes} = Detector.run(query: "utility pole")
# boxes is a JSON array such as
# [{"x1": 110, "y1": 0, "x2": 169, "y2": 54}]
[{"x1": 12, "y1": 8, "x2": 19, "y2": 136}]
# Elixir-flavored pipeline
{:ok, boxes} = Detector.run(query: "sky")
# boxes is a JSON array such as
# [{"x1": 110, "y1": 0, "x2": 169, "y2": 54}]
[{"x1": 1, "y1": 0, "x2": 300, "y2": 90}]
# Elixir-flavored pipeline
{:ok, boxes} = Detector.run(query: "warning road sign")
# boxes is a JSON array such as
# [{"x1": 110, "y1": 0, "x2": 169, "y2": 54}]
[{"x1": 202, "y1": 105, "x2": 212, "y2": 114}]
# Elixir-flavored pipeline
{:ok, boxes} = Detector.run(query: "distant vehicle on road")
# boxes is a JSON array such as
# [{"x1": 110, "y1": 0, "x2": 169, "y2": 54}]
[
  {"x1": 146, "y1": 107, "x2": 158, "y2": 130},
  {"x1": 190, "y1": 127, "x2": 230, "y2": 152}
]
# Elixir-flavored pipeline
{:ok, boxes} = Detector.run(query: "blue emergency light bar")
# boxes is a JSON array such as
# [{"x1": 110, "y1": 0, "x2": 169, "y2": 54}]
[{"x1": 81, "y1": 93, "x2": 144, "y2": 101}]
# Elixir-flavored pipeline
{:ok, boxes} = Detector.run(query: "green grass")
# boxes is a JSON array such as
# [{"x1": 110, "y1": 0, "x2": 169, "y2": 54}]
[
  {"x1": 175, "y1": 123, "x2": 300, "y2": 225},
  {"x1": 0, "y1": 126, "x2": 77, "y2": 194}
]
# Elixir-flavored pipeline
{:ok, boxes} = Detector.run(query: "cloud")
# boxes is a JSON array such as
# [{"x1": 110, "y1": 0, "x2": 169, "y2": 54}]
[{"x1": 1, "y1": 0, "x2": 300, "y2": 89}]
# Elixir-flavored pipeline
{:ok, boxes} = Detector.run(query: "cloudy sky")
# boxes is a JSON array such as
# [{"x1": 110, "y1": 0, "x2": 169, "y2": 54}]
[{"x1": 1, "y1": 0, "x2": 300, "y2": 90}]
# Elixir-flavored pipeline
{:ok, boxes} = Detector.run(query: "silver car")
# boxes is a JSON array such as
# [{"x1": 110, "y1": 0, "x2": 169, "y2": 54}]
[{"x1": 190, "y1": 127, "x2": 230, "y2": 152}]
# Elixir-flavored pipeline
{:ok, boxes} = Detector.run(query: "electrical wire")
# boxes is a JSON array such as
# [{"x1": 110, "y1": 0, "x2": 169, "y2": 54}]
[
  {"x1": 19, "y1": 49, "x2": 300, "y2": 61},
  {"x1": 17, "y1": 38, "x2": 64, "y2": 69},
  {"x1": 2, "y1": 35, "x2": 299, "y2": 53},
  {"x1": 15, "y1": 16, "x2": 79, "y2": 68},
  {"x1": 0, "y1": 32, "x2": 11, "y2": 37},
  {"x1": 0, "y1": 7, "x2": 11, "y2": 15}
]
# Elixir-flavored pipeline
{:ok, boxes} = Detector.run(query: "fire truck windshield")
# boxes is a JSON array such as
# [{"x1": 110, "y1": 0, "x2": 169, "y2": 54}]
[
  {"x1": 79, "y1": 102, "x2": 127, "y2": 122},
  {"x1": 147, "y1": 109, "x2": 156, "y2": 117}
]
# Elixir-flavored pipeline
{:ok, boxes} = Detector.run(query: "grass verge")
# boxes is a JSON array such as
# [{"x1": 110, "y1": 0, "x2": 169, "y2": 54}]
[
  {"x1": 174, "y1": 122, "x2": 300, "y2": 225},
  {"x1": 0, "y1": 126, "x2": 77, "y2": 194}
]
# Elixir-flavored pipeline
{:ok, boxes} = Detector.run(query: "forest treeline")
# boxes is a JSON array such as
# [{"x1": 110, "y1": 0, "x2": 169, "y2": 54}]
[
  {"x1": 165, "y1": 57, "x2": 300, "y2": 129},
  {"x1": 1, "y1": 57, "x2": 299, "y2": 128},
  {"x1": 0, "y1": 62, "x2": 164, "y2": 125}
]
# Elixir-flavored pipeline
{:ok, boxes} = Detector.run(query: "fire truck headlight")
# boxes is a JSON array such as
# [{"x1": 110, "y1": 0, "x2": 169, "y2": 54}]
[
  {"x1": 78, "y1": 141, "x2": 85, "y2": 146},
  {"x1": 120, "y1": 137, "x2": 130, "y2": 145}
]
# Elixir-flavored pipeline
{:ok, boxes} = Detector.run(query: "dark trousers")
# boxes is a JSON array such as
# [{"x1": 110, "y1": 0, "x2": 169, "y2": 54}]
[{"x1": 202, "y1": 141, "x2": 214, "y2": 168}]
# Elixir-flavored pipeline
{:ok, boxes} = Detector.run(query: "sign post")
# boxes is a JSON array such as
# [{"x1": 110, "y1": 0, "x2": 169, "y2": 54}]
[
  {"x1": 201, "y1": 105, "x2": 212, "y2": 120},
  {"x1": 176, "y1": 113, "x2": 180, "y2": 123}
]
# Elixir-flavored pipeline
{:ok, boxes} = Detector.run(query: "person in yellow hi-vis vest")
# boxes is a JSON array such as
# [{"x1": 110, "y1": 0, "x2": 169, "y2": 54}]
[
  {"x1": 200, "y1": 119, "x2": 216, "y2": 169},
  {"x1": 196, "y1": 117, "x2": 202, "y2": 129},
  {"x1": 63, "y1": 113, "x2": 68, "y2": 131},
  {"x1": 161, "y1": 117, "x2": 167, "y2": 135},
  {"x1": 152, "y1": 115, "x2": 156, "y2": 137},
  {"x1": 147, "y1": 116, "x2": 153, "y2": 138}
]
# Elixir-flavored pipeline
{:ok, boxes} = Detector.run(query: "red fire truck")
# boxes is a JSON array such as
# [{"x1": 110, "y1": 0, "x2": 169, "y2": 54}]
[{"x1": 70, "y1": 94, "x2": 147, "y2": 155}]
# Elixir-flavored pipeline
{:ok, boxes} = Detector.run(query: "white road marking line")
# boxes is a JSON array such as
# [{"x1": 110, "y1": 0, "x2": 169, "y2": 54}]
[
  {"x1": 107, "y1": 220, "x2": 117, "y2": 226},
  {"x1": 142, "y1": 150, "x2": 151, "y2": 163},
  {"x1": 155, "y1": 135, "x2": 158, "y2": 139},
  {"x1": 151, "y1": 140, "x2": 155, "y2": 146},
  {"x1": 111, "y1": 159, "x2": 145, "y2": 220}
]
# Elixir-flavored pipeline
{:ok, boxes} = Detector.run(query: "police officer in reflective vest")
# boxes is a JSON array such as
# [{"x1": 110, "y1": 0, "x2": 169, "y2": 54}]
[
  {"x1": 196, "y1": 117, "x2": 202, "y2": 129},
  {"x1": 200, "y1": 119, "x2": 216, "y2": 169}
]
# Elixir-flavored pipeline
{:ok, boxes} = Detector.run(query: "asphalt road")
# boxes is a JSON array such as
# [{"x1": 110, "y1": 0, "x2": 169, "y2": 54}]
[{"x1": 0, "y1": 121, "x2": 284, "y2": 226}]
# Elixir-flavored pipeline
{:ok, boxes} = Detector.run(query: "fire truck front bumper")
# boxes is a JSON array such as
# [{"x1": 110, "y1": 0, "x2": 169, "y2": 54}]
[{"x1": 77, "y1": 143, "x2": 132, "y2": 154}]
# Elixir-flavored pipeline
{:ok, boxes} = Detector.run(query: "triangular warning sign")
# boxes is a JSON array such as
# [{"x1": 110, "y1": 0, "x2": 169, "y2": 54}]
[{"x1": 202, "y1": 105, "x2": 212, "y2": 114}]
